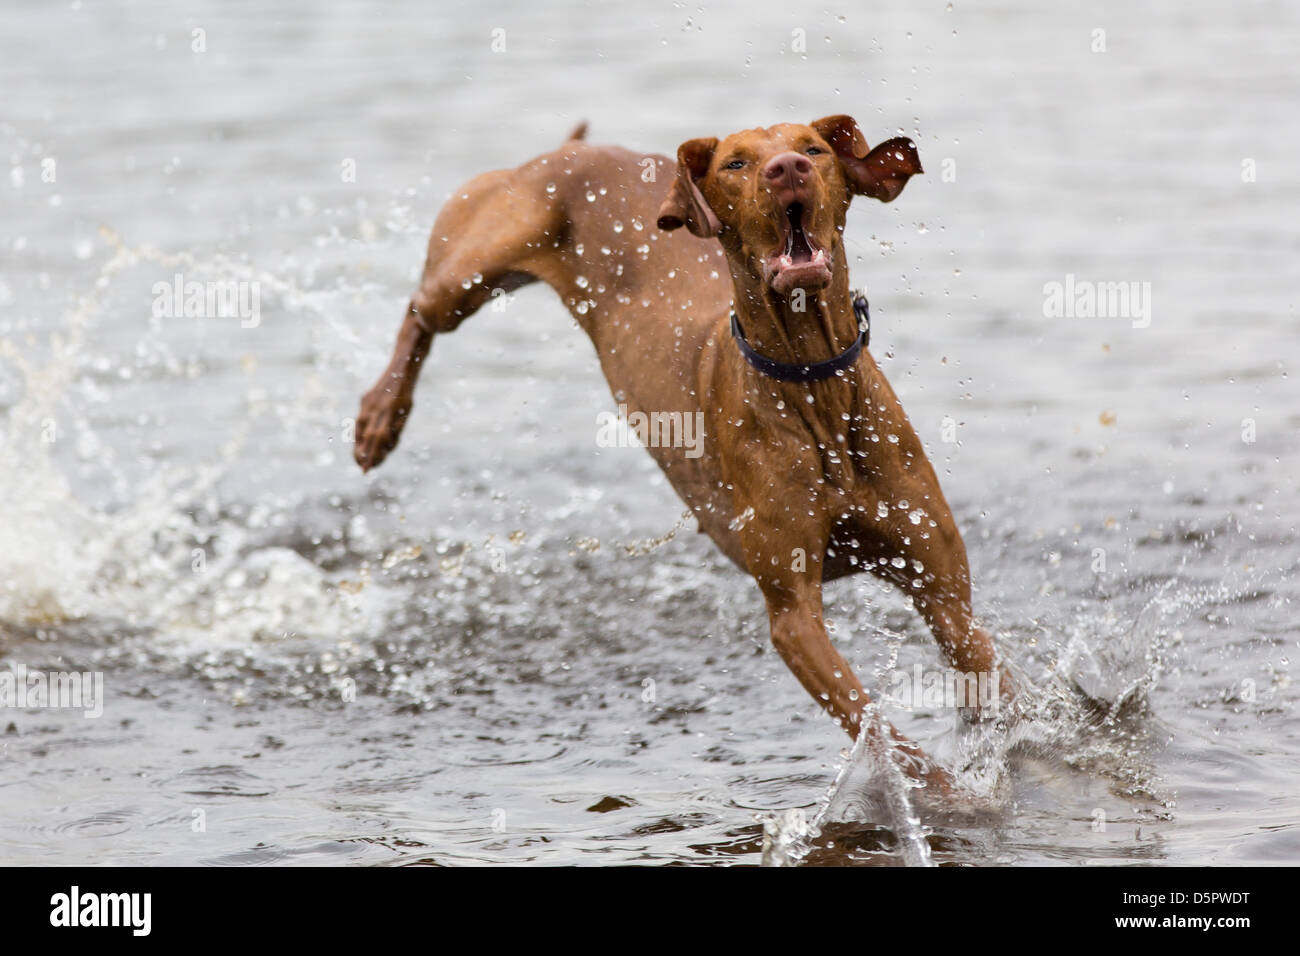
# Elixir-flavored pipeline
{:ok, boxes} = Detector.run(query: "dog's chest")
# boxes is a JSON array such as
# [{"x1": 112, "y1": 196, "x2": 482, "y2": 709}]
[{"x1": 771, "y1": 376, "x2": 877, "y2": 489}]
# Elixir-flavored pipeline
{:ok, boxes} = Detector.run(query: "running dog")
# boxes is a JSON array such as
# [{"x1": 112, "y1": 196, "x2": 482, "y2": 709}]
[{"x1": 354, "y1": 117, "x2": 1013, "y2": 788}]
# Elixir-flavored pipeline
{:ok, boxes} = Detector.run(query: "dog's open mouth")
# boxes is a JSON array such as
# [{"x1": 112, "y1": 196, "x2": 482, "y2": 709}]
[{"x1": 767, "y1": 202, "x2": 832, "y2": 295}]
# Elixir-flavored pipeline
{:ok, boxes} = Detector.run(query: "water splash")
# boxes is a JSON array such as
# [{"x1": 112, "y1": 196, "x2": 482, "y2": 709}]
[
  {"x1": 762, "y1": 712, "x2": 936, "y2": 867},
  {"x1": 0, "y1": 231, "x2": 399, "y2": 652},
  {"x1": 758, "y1": 566, "x2": 1266, "y2": 865}
]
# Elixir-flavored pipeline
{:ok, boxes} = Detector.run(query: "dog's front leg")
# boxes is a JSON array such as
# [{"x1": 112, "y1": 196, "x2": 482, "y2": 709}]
[
  {"x1": 755, "y1": 572, "x2": 952, "y2": 793},
  {"x1": 762, "y1": 571, "x2": 864, "y2": 735},
  {"x1": 730, "y1": 481, "x2": 952, "y2": 791},
  {"x1": 872, "y1": 487, "x2": 1019, "y2": 721},
  {"x1": 914, "y1": 570, "x2": 1019, "y2": 723}
]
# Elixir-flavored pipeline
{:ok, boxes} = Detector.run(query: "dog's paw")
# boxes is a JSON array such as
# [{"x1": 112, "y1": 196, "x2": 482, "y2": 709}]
[{"x1": 353, "y1": 386, "x2": 412, "y2": 472}]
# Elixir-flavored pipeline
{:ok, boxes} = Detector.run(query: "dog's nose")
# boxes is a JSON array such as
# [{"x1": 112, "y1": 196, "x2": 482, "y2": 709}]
[{"x1": 763, "y1": 152, "x2": 813, "y2": 190}]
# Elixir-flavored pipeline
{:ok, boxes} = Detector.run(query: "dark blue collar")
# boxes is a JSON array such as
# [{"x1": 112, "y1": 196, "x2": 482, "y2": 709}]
[{"x1": 730, "y1": 292, "x2": 870, "y2": 383}]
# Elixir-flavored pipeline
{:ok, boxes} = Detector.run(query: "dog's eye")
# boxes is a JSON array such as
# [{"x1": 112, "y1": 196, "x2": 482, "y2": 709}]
[
  {"x1": 806, "y1": 146, "x2": 825, "y2": 155},
  {"x1": 723, "y1": 159, "x2": 746, "y2": 170}
]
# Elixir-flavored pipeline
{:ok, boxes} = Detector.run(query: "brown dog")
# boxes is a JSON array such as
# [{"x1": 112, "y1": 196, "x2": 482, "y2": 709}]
[{"x1": 354, "y1": 117, "x2": 1011, "y2": 788}]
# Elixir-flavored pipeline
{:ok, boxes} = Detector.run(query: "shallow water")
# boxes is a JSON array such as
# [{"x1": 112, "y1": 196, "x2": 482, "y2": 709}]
[{"x1": 1, "y1": 0, "x2": 1296, "y2": 866}]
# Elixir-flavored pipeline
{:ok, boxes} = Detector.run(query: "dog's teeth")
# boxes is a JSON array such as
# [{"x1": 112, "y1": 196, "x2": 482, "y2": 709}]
[{"x1": 780, "y1": 255, "x2": 793, "y2": 268}]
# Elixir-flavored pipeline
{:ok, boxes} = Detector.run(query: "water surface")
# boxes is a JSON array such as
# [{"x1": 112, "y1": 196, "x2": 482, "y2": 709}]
[{"x1": 1, "y1": 0, "x2": 1296, "y2": 865}]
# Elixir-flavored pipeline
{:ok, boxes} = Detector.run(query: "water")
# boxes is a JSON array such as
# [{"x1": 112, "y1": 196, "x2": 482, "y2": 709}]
[{"x1": 1, "y1": 0, "x2": 1297, "y2": 866}]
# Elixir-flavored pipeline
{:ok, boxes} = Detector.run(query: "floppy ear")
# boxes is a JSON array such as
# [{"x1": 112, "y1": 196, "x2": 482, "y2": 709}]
[
  {"x1": 810, "y1": 114, "x2": 923, "y2": 202},
  {"x1": 656, "y1": 137, "x2": 721, "y2": 237}
]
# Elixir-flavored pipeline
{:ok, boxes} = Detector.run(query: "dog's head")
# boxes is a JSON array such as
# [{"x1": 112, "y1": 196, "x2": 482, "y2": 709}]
[{"x1": 656, "y1": 115, "x2": 921, "y2": 297}]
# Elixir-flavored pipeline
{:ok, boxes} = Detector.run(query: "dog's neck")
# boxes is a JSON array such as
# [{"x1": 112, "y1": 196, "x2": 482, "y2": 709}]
[{"x1": 729, "y1": 251, "x2": 860, "y2": 368}]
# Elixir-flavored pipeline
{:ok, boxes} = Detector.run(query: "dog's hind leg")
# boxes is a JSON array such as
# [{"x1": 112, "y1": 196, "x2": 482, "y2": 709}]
[{"x1": 354, "y1": 167, "x2": 566, "y2": 471}]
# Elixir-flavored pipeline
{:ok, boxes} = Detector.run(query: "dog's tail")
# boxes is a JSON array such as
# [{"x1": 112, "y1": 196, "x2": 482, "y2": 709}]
[{"x1": 564, "y1": 120, "x2": 588, "y2": 144}]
